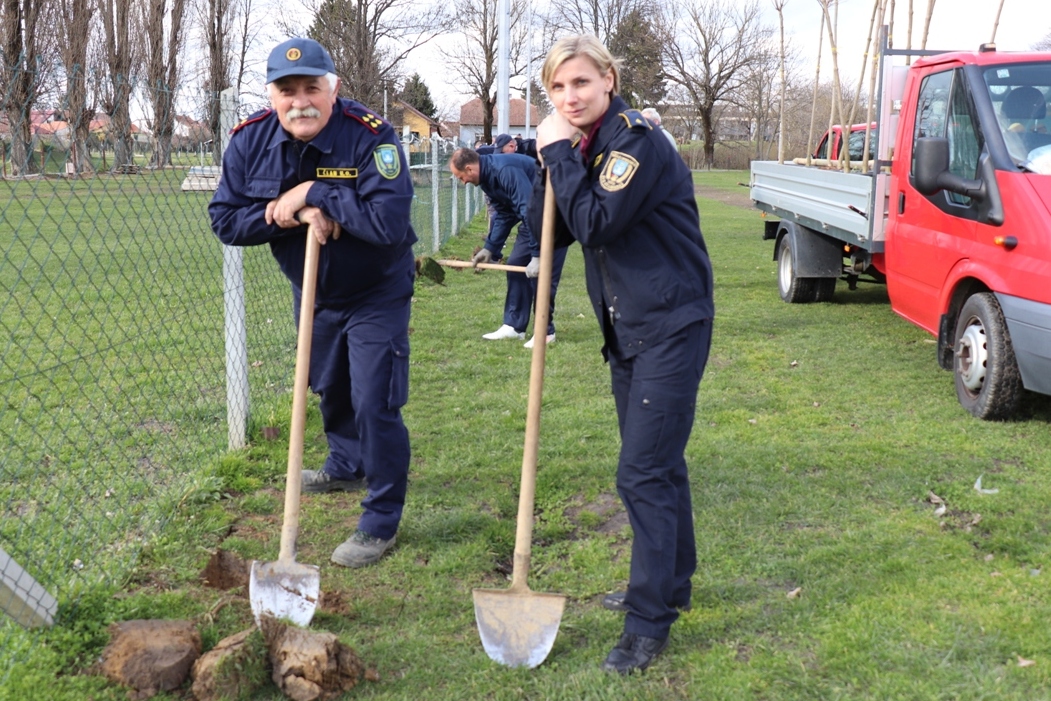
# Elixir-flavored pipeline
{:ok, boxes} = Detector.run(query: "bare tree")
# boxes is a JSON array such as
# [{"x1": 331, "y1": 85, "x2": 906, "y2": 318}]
[
  {"x1": 441, "y1": 0, "x2": 527, "y2": 144},
  {"x1": 1, "y1": 0, "x2": 51, "y2": 175},
  {"x1": 199, "y1": 0, "x2": 234, "y2": 164},
  {"x1": 99, "y1": 0, "x2": 136, "y2": 170},
  {"x1": 304, "y1": 0, "x2": 450, "y2": 110},
  {"x1": 545, "y1": 0, "x2": 642, "y2": 44},
  {"x1": 143, "y1": 0, "x2": 187, "y2": 167},
  {"x1": 56, "y1": 0, "x2": 96, "y2": 174},
  {"x1": 661, "y1": 0, "x2": 772, "y2": 169},
  {"x1": 1034, "y1": 30, "x2": 1051, "y2": 51}
]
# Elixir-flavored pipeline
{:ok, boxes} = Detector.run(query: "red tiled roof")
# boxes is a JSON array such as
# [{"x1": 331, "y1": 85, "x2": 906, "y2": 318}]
[{"x1": 458, "y1": 98, "x2": 540, "y2": 127}]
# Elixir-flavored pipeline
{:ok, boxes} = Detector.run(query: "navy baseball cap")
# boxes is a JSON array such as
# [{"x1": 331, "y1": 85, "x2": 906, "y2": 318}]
[
  {"x1": 266, "y1": 38, "x2": 336, "y2": 84},
  {"x1": 494, "y1": 133, "x2": 513, "y2": 150}
]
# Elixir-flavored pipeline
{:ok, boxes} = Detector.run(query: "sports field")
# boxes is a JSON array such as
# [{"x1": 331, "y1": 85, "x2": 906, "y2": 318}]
[{"x1": 3, "y1": 171, "x2": 1051, "y2": 699}]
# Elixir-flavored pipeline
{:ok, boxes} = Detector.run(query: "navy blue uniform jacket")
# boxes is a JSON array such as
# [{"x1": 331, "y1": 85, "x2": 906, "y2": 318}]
[
  {"x1": 209, "y1": 98, "x2": 417, "y2": 306},
  {"x1": 479, "y1": 153, "x2": 541, "y2": 257},
  {"x1": 528, "y1": 95, "x2": 714, "y2": 359}
]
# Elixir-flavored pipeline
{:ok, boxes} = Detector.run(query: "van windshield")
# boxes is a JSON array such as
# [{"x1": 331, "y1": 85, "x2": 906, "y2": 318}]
[{"x1": 984, "y1": 62, "x2": 1051, "y2": 174}]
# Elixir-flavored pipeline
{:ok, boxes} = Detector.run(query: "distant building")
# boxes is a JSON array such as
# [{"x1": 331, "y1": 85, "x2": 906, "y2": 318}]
[
  {"x1": 389, "y1": 100, "x2": 441, "y2": 151},
  {"x1": 457, "y1": 98, "x2": 543, "y2": 146}
]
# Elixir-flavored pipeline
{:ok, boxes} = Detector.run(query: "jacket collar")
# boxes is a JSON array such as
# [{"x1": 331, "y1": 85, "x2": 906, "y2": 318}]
[{"x1": 584, "y1": 94, "x2": 631, "y2": 159}]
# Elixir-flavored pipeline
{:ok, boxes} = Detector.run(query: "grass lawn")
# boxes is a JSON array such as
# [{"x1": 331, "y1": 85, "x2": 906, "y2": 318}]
[{"x1": 4, "y1": 170, "x2": 1051, "y2": 700}]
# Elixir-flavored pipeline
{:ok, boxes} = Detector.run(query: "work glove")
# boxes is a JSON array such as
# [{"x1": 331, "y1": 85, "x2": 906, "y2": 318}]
[
  {"x1": 525, "y1": 256, "x2": 540, "y2": 278},
  {"x1": 472, "y1": 248, "x2": 493, "y2": 266}
]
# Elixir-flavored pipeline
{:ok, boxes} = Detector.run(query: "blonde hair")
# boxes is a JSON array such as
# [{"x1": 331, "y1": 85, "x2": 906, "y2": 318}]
[{"x1": 541, "y1": 35, "x2": 621, "y2": 96}]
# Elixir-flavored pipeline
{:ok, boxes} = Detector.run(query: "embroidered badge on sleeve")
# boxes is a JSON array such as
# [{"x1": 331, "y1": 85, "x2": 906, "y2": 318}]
[
  {"x1": 599, "y1": 151, "x2": 640, "y2": 191},
  {"x1": 372, "y1": 145, "x2": 401, "y2": 179}
]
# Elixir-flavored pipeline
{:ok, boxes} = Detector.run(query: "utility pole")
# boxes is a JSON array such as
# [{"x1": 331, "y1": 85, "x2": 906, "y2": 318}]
[{"x1": 497, "y1": 0, "x2": 510, "y2": 135}]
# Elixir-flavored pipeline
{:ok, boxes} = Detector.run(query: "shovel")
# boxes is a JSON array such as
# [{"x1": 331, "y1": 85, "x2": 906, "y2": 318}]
[
  {"x1": 249, "y1": 224, "x2": 322, "y2": 627},
  {"x1": 473, "y1": 174, "x2": 566, "y2": 668}
]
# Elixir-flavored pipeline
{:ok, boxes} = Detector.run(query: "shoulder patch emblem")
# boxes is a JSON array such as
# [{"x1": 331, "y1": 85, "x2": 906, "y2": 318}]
[
  {"x1": 372, "y1": 145, "x2": 401, "y2": 179},
  {"x1": 599, "y1": 151, "x2": 639, "y2": 192}
]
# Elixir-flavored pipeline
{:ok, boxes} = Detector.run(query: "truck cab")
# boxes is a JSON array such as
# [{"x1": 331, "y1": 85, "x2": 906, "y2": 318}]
[
  {"x1": 813, "y1": 123, "x2": 879, "y2": 162},
  {"x1": 750, "y1": 39, "x2": 1051, "y2": 419},
  {"x1": 889, "y1": 49, "x2": 1051, "y2": 418}
]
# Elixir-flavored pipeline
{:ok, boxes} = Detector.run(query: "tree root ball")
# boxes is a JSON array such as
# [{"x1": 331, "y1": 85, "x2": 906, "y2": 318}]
[
  {"x1": 101, "y1": 619, "x2": 201, "y2": 697},
  {"x1": 260, "y1": 617, "x2": 364, "y2": 701}
]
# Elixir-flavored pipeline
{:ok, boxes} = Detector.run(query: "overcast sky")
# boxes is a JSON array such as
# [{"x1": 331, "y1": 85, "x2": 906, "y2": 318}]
[{"x1": 402, "y1": 0, "x2": 1051, "y2": 119}]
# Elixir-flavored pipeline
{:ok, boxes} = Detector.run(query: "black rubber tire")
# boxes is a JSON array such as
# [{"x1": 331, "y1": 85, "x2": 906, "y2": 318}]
[
  {"x1": 953, "y1": 293, "x2": 1023, "y2": 420},
  {"x1": 813, "y1": 277, "x2": 837, "y2": 302},
  {"x1": 777, "y1": 238, "x2": 816, "y2": 303}
]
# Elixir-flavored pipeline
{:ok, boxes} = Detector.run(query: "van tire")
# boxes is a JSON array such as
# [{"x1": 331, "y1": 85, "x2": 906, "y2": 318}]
[
  {"x1": 953, "y1": 293, "x2": 1023, "y2": 419},
  {"x1": 814, "y1": 277, "x2": 836, "y2": 302},
  {"x1": 777, "y1": 239, "x2": 816, "y2": 303}
]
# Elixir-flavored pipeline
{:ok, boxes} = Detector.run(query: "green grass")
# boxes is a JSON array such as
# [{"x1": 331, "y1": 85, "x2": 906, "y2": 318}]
[{"x1": 4, "y1": 171, "x2": 1051, "y2": 699}]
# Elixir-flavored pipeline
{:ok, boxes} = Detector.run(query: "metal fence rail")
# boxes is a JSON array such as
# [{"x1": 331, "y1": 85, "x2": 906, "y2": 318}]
[{"x1": 0, "y1": 72, "x2": 481, "y2": 679}]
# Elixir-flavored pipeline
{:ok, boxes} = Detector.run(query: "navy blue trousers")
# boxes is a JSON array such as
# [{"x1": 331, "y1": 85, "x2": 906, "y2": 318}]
[
  {"x1": 608, "y1": 319, "x2": 711, "y2": 640},
  {"x1": 293, "y1": 289, "x2": 412, "y2": 541},
  {"x1": 502, "y1": 232, "x2": 568, "y2": 336}
]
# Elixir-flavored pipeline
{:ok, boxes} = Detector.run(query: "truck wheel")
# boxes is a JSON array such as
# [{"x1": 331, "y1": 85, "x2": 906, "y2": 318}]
[
  {"x1": 813, "y1": 278, "x2": 836, "y2": 302},
  {"x1": 777, "y1": 239, "x2": 816, "y2": 303},
  {"x1": 953, "y1": 293, "x2": 1023, "y2": 420}
]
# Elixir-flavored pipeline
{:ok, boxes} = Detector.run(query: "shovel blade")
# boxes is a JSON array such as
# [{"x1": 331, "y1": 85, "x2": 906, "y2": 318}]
[
  {"x1": 249, "y1": 559, "x2": 320, "y2": 627},
  {"x1": 473, "y1": 587, "x2": 566, "y2": 668}
]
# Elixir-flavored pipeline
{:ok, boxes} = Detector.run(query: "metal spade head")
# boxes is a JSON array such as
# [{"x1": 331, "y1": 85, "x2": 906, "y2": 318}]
[
  {"x1": 472, "y1": 586, "x2": 566, "y2": 668},
  {"x1": 249, "y1": 559, "x2": 320, "y2": 627}
]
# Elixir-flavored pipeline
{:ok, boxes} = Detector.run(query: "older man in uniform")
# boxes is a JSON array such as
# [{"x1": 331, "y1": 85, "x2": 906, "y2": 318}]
[
  {"x1": 450, "y1": 147, "x2": 568, "y2": 348},
  {"x1": 209, "y1": 37, "x2": 415, "y2": 568}
]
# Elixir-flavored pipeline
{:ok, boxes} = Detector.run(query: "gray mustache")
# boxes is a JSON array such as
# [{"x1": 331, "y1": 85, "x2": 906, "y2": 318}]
[{"x1": 287, "y1": 107, "x2": 322, "y2": 119}]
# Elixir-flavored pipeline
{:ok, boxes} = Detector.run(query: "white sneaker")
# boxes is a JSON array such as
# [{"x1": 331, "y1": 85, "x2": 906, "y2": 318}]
[
  {"x1": 482, "y1": 324, "x2": 525, "y2": 340},
  {"x1": 524, "y1": 333, "x2": 556, "y2": 349}
]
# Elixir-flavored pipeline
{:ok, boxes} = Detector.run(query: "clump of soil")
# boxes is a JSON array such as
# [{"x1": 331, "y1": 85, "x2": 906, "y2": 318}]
[
  {"x1": 100, "y1": 619, "x2": 201, "y2": 698},
  {"x1": 261, "y1": 617, "x2": 365, "y2": 700},
  {"x1": 201, "y1": 549, "x2": 249, "y2": 590},
  {"x1": 191, "y1": 629, "x2": 269, "y2": 701}
]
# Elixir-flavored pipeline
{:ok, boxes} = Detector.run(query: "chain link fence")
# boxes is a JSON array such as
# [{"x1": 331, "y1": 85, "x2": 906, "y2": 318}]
[{"x1": 0, "y1": 70, "x2": 481, "y2": 679}]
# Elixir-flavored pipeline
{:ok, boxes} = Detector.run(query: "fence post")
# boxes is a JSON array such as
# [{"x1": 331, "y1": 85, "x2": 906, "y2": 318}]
[
  {"x1": 219, "y1": 87, "x2": 249, "y2": 451},
  {"x1": 431, "y1": 137, "x2": 440, "y2": 253},
  {"x1": 465, "y1": 183, "x2": 472, "y2": 226},
  {"x1": 451, "y1": 165, "x2": 458, "y2": 235}
]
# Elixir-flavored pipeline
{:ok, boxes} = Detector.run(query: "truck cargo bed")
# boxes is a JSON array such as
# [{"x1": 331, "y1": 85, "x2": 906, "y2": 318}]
[{"x1": 750, "y1": 161, "x2": 878, "y2": 249}]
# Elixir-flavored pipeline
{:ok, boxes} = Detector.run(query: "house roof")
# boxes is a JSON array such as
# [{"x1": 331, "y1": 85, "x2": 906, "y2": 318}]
[{"x1": 459, "y1": 98, "x2": 540, "y2": 127}]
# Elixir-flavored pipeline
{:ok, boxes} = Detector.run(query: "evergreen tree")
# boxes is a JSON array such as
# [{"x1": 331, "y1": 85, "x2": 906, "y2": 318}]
[
  {"x1": 399, "y1": 73, "x2": 437, "y2": 119},
  {"x1": 608, "y1": 8, "x2": 666, "y2": 109}
]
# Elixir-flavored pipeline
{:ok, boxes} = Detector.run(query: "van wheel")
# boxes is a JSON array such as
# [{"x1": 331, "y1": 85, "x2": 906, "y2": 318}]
[
  {"x1": 953, "y1": 293, "x2": 1023, "y2": 419},
  {"x1": 777, "y1": 239, "x2": 816, "y2": 303},
  {"x1": 814, "y1": 277, "x2": 836, "y2": 302}
]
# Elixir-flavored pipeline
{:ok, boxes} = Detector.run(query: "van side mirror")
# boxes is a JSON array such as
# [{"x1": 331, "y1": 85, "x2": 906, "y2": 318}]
[{"x1": 913, "y1": 137, "x2": 984, "y2": 199}]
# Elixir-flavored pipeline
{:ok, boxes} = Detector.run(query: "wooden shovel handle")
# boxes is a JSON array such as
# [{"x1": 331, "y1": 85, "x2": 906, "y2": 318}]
[
  {"x1": 279, "y1": 226, "x2": 320, "y2": 563},
  {"x1": 511, "y1": 173, "x2": 556, "y2": 591},
  {"x1": 435, "y1": 258, "x2": 529, "y2": 273}
]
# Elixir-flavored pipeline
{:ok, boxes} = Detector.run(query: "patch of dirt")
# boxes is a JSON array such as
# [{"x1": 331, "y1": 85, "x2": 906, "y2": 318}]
[
  {"x1": 694, "y1": 183, "x2": 754, "y2": 209},
  {"x1": 565, "y1": 493, "x2": 631, "y2": 537},
  {"x1": 319, "y1": 590, "x2": 351, "y2": 615},
  {"x1": 201, "y1": 549, "x2": 249, "y2": 591}
]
